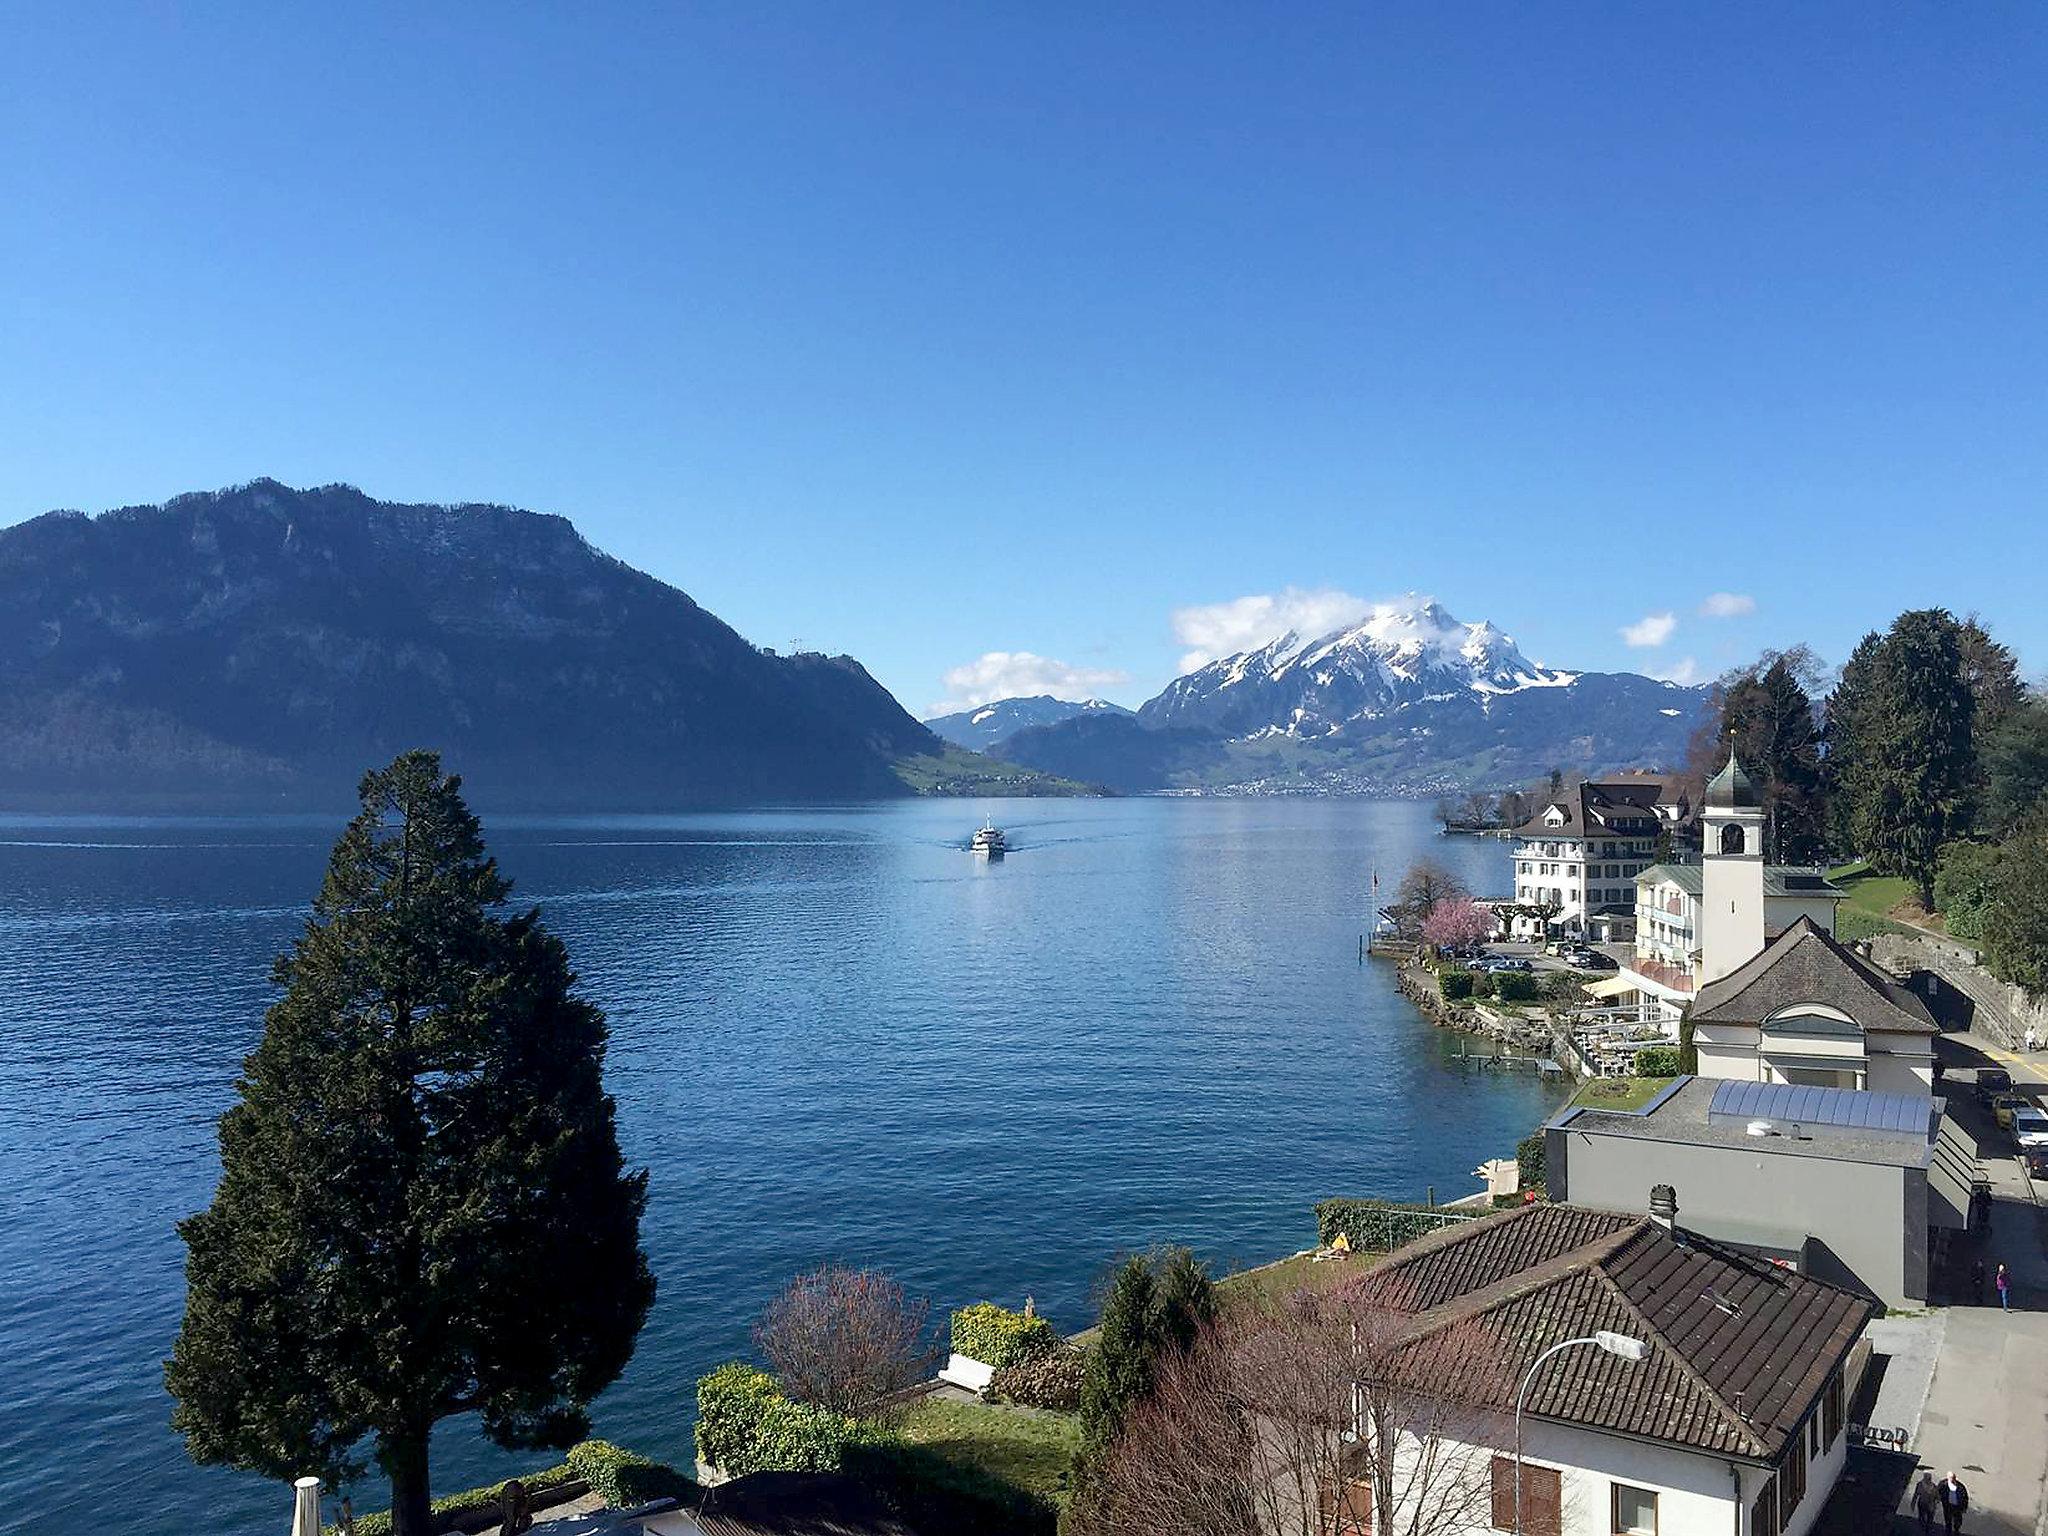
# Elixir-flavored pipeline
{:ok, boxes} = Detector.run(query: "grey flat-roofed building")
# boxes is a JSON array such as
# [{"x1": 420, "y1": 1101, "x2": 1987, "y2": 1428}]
[{"x1": 1546, "y1": 1075, "x2": 1979, "y2": 1306}]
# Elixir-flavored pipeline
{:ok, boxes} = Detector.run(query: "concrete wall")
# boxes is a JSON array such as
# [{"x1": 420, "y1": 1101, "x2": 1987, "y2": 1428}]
[{"x1": 1550, "y1": 1126, "x2": 1922, "y2": 1304}]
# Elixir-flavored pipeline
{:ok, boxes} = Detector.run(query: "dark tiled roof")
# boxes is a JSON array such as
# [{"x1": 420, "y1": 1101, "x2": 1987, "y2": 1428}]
[
  {"x1": 693, "y1": 1472, "x2": 919, "y2": 1536},
  {"x1": 1355, "y1": 1203, "x2": 1877, "y2": 1462},
  {"x1": 1690, "y1": 917, "x2": 1937, "y2": 1034},
  {"x1": 1511, "y1": 777, "x2": 1682, "y2": 840}
]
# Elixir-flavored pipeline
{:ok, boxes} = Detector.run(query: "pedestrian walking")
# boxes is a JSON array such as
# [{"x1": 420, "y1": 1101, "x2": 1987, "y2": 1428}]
[
  {"x1": 2027, "y1": 1027, "x2": 2039, "y2": 1053},
  {"x1": 1996, "y1": 1262, "x2": 2011, "y2": 1311},
  {"x1": 1939, "y1": 1470, "x2": 1970, "y2": 1534},
  {"x1": 1971, "y1": 1257, "x2": 1986, "y2": 1303},
  {"x1": 1913, "y1": 1471, "x2": 1940, "y2": 1536}
]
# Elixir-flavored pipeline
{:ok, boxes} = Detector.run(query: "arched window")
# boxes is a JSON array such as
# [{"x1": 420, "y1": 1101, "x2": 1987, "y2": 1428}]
[{"x1": 1719, "y1": 823, "x2": 1746, "y2": 856}]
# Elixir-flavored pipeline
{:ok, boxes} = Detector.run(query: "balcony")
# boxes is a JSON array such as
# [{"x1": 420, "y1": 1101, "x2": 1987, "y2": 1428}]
[{"x1": 1626, "y1": 957, "x2": 1697, "y2": 995}]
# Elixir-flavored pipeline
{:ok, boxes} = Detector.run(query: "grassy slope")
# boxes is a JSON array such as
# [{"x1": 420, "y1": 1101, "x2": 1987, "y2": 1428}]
[
  {"x1": 1828, "y1": 860, "x2": 1931, "y2": 940},
  {"x1": 1216, "y1": 1248, "x2": 1385, "y2": 1310},
  {"x1": 892, "y1": 743, "x2": 1102, "y2": 797},
  {"x1": 898, "y1": 1397, "x2": 1082, "y2": 1505}
]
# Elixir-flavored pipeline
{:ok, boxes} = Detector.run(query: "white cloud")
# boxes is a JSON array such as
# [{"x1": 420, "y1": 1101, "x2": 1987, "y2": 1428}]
[
  {"x1": 1699, "y1": 592, "x2": 1756, "y2": 619},
  {"x1": 930, "y1": 651, "x2": 1130, "y2": 715},
  {"x1": 1620, "y1": 611, "x2": 1678, "y2": 648},
  {"x1": 1653, "y1": 656, "x2": 1702, "y2": 685},
  {"x1": 1170, "y1": 586, "x2": 1375, "y2": 673}
]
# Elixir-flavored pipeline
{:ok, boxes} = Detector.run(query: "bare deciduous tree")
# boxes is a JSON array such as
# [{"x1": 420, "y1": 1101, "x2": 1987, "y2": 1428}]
[
  {"x1": 1073, "y1": 1289, "x2": 1510, "y2": 1536},
  {"x1": 1392, "y1": 860, "x2": 1469, "y2": 938},
  {"x1": 751, "y1": 1266, "x2": 936, "y2": 1417}
]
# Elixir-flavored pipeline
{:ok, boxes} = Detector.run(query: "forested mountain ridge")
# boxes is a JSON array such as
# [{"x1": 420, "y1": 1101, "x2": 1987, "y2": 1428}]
[{"x1": 0, "y1": 480, "x2": 997, "y2": 807}]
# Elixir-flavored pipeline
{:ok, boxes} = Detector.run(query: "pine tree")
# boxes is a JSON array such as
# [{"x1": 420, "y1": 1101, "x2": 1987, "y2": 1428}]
[
  {"x1": 1850, "y1": 611, "x2": 1976, "y2": 906},
  {"x1": 1151, "y1": 1246, "x2": 1217, "y2": 1357},
  {"x1": 165, "y1": 753, "x2": 654, "y2": 1536}
]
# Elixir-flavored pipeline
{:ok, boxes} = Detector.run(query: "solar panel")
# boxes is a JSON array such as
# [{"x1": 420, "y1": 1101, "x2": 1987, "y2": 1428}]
[{"x1": 1707, "y1": 1079, "x2": 1930, "y2": 1135}]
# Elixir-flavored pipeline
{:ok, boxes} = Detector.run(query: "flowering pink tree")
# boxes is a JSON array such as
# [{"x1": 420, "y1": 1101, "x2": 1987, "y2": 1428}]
[{"x1": 1421, "y1": 897, "x2": 1493, "y2": 951}]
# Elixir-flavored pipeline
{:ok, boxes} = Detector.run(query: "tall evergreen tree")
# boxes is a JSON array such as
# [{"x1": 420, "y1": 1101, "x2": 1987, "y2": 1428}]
[
  {"x1": 1983, "y1": 696, "x2": 2048, "y2": 838},
  {"x1": 1957, "y1": 616, "x2": 2024, "y2": 737},
  {"x1": 1717, "y1": 652, "x2": 1826, "y2": 862},
  {"x1": 1849, "y1": 611, "x2": 1976, "y2": 906},
  {"x1": 1824, "y1": 631, "x2": 1884, "y2": 856},
  {"x1": 1150, "y1": 1246, "x2": 1217, "y2": 1357},
  {"x1": 1984, "y1": 808, "x2": 2048, "y2": 991},
  {"x1": 166, "y1": 753, "x2": 654, "y2": 1536}
]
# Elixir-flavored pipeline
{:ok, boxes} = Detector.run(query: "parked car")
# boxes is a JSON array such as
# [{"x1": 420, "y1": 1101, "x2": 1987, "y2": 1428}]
[
  {"x1": 1566, "y1": 949, "x2": 1619, "y2": 971},
  {"x1": 1977, "y1": 1068, "x2": 2014, "y2": 1105},
  {"x1": 1993, "y1": 1094, "x2": 2028, "y2": 1132},
  {"x1": 2014, "y1": 1107, "x2": 2048, "y2": 1149},
  {"x1": 2024, "y1": 1148, "x2": 2048, "y2": 1181}
]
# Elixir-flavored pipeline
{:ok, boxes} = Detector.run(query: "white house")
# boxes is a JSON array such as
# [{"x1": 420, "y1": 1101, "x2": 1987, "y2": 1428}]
[
  {"x1": 1508, "y1": 774, "x2": 1691, "y2": 940},
  {"x1": 1328, "y1": 1199, "x2": 1874, "y2": 1536}
]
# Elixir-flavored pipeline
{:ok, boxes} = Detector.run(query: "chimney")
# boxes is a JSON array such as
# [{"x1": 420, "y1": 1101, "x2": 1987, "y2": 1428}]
[{"x1": 1649, "y1": 1185, "x2": 1678, "y2": 1232}]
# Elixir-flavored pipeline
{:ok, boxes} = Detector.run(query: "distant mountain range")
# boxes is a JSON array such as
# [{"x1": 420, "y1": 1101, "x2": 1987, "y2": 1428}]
[
  {"x1": 990, "y1": 600, "x2": 1711, "y2": 794},
  {"x1": 0, "y1": 480, "x2": 1072, "y2": 808},
  {"x1": 926, "y1": 695, "x2": 1134, "y2": 752}
]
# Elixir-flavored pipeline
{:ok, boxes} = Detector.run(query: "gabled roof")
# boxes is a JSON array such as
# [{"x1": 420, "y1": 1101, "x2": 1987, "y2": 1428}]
[
  {"x1": 1512, "y1": 777, "x2": 1683, "y2": 840},
  {"x1": 1350, "y1": 1203, "x2": 1876, "y2": 1462},
  {"x1": 1690, "y1": 917, "x2": 1937, "y2": 1035}
]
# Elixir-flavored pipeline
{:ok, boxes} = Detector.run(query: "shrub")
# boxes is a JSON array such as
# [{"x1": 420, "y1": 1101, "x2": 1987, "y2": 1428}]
[
  {"x1": 566, "y1": 1439, "x2": 694, "y2": 1507},
  {"x1": 753, "y1": 1264, "x2": 934, "y2": 1416},
  {"x1": 1934, "y1": 840, "x2": 2001, "y2": 942},
  {"x1": 990, "y1": 1346, "x2": 1087, "y2": 1411},
  {"x1": 1439, "y1": 968, "x2": 1475, "y2": 1001},
  {"x1": 1492, "y1": 971, "x2": 1540, "y2": 1004},
  {"x1": 949, "y1": 1302, "x2": 1058, "y2": 1368},
  {"x1": 1634, "y1": 1045, "x2": 1681, "y2": 1078},
  {"x1": 694, "y1": 1362, "x2": 894, "y2": 1478},
  {"x1": 350, "y1": 1463, "x2": 579, "y2": 1536},
  {"x1": 1313, "y1": 1198, "x2": 1454, "y2": 1252},
  {"x1": 1515, "y1": 1132, "x2": 1546, "y2": 1190}
]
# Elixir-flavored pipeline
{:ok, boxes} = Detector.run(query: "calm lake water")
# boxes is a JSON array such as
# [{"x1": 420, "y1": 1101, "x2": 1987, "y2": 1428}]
[{"x1": 0, "y1": 797, "x2": 1562, "y2": 1536}]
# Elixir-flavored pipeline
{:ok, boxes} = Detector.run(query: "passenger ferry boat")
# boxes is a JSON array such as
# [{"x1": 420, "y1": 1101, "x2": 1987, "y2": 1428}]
[{"x1": 970, "y1": 821, "x2": 1008, "y2": 858}]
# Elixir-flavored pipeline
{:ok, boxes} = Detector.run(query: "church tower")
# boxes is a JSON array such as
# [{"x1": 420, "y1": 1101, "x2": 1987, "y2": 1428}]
[{"x1": 1699, "y1": 747, "x2": 1767, "y2": 984}]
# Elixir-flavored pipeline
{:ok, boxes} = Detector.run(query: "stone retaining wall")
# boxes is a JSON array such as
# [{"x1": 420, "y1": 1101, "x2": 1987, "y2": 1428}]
[{"x1": 1868, "y1": 932, "x2": 2048, "y2": 1048}]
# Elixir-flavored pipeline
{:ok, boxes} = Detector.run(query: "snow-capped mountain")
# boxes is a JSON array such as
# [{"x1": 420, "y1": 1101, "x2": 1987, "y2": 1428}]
[
  {"x1": 996, "y1": 596, "x2": 1714, "y2": 795},
  {"x1": 1140, "y1": 599, "x2": 1576, "y2": 738},
  {"x1": 925, "y1": 694, "x2": 1134, "y2": 753}
]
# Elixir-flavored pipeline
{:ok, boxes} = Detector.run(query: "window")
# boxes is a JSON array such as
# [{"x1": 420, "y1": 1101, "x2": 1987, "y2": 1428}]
[
  {"x1": 1720, "y1": 823, "x2": 1746, "y2": 855},
  {"x1": 1323, "y1": 1476, "x2": 1372, "y2": 1535},
  {"x1": 1490, "y1": 1457, "x2": 1560, "y2": 1536},
  {"x1": 1822, "y1": 1372, "x2": 1843, "y2": 1450},
  {"x1": 1612, "y1": 1482, "x2": 1658, "y2": 1536}
]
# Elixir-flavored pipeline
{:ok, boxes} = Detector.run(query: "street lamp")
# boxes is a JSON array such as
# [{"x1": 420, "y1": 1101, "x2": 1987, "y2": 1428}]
[{"x1": 1514, "y1": 1331, "x2": 1646, "y2": 1535}]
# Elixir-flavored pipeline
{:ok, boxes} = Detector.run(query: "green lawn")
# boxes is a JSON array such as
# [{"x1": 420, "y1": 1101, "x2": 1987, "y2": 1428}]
[
  {"x1": 898, "y1": 1397, "x2": 1082, "y2": 1506},
  {"x1": 1568, "y1": 1075, "x2": 1675, "y2": 1112},
  {"x1": 1828, "y1": 860, "x2": 1928, "y2": 939}
]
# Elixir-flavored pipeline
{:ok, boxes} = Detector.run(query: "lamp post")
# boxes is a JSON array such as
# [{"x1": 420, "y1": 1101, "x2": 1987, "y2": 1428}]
[{"x1": 1514, "y1": 1331, "x2": 1646, "y2": 1536}]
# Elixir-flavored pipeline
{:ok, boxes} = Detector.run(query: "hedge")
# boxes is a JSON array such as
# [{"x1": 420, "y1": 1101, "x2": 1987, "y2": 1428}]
[
  {"x1": 566, "y1": 1439, "x2": 694, "y2": 1507},
  {"x1": 949, "y1": 1303, "x2": 1058, "y2": 1369},
  {"x1": 695, "y1": 1362, "x2": 894, "y2": 1478},
  {"x1": 1491, "y1": 971, "x2": 1540, "y2": 1003},
  {"x1": 988, "y1": 1346, "x2": 1087, "y2": 1411},
  {"x1": 1314, "y1": 1198, "x2": 1461, "y2": 1252},
  {"x1": 1516, "y1": 1132, "x2": 1546, "y2": 1190},
  {"x1": 350, "y1": 1460, "x2": 581, "y2": 1536},
  {"x1": 1439, "y1": 968, "x2": 1475, "y2": 1001}
]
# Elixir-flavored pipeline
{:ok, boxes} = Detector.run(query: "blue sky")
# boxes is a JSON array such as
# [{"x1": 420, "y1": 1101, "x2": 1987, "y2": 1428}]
[{"x1": 3, "y1": 5, "x2": 2044, "y2": 716}]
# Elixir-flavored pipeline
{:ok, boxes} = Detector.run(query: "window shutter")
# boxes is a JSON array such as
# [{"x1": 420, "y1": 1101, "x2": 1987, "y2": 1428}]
[{"x1": 1489, "y1": 1456, "x2": 1560, "y2": 1536}]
